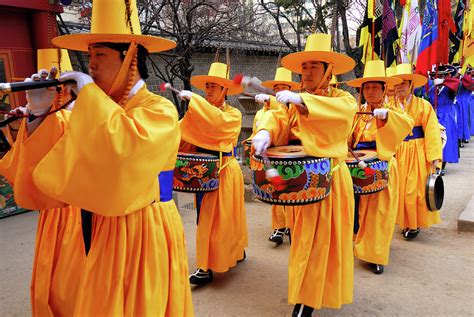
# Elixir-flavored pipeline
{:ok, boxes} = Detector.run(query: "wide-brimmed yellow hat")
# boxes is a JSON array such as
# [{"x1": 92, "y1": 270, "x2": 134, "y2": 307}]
[
  {"x1": 191, "y1": 62, "x2": 243, "y2": 96},
  {"x1": 261, "y1": 67, "x2": 299, "y2": 91},
  {"x1": 37, "y1": 48, "x2": 73, "y2": 73},
  {"x1": 347, "y1": 60, "x2": 402, "y2": 88},
  {"x1": 392, "y1": 63, "x2": 427, "y2": 88},
  {"x1": 281, "y1": 33, "x2": 355, "y2": 75},
  {"x1": 52, "y1": 0, "x2": 175, "y2": 53}
]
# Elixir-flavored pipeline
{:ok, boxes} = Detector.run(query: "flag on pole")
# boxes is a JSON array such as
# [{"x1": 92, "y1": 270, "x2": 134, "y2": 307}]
[
  {"x1": 449, "y1": 0, "x2": 465, "y2": 63},
  {"x1": 438, "y1": 0, "x2": 456, "y2": 64},
  {"x1": 382, "y1": 0, "x2": 399, "y2": 67},
  {"x1": 461, "y1": 0, "x2": 473, "y2": 73},
  {"x1": 359, "y1": 0, "x2": 383, "y2": 63},
  {"x1": 415, "y1": 0, "x2": 438, "y2": 75},
  {"x1": 399, "y1": 0, "x2": 422, "y2": 64}
]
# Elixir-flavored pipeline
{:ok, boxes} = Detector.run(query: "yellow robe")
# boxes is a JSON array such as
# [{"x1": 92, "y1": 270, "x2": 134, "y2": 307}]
[
  {"x1": 351, "y1": 105, "x2": 414, "y2": 265},
  {"x1": 0, "y1": 115, "x2": 86, "y2": 317},
  {"x1": 1, "y1": 84, "x2": 193, "y2": 316},
  {"x1": 257, "y1": 88, "x2": 357, "y2": 309},
  {"x1": 252, "y1": 98, "x2": 287, "y2": 230},
  {"x1": 393, "y1": 96, "x2": 443, "y2": 229},
  {"x1": 180, "y1": 94, "x2": 248, "y2": 272}
]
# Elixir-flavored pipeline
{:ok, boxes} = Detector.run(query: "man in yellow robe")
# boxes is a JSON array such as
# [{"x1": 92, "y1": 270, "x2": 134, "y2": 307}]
[
  {"x1": 390, "y1": 64, "x2": 443, "y2": 240},
  {"x1": 0, "y1": 1, "x2": 194, "y2": 316},
  {"x1": 178, "y1": 61, "x2": 248, "y2": 285},
  {"x1": 347, "y1": 60, "x2": 414, "y2": 274},
  {"x1": 252, "y1": 33, "x2": 357, "y2": 316},
  {"x1": 252, "y1": 67, "x2": 299, "y2": 245},
  {"x1": 0, "y1": 49, "x2": 87, "y2": 317}
]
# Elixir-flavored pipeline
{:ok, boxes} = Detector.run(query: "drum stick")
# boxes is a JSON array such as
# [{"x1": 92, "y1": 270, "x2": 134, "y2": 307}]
[
  {"x1": 356, "y1": 111, "x2": 374, "y2": 115},
  {"x1": 160, "y1": 82, "x2": 181, "y2": 94},
  {"x1": 347, "y1": 147, "x2": 368, "y2": 168},
  {"x1": 262, "y1": 152, "x2": 287, "y2": 191}
]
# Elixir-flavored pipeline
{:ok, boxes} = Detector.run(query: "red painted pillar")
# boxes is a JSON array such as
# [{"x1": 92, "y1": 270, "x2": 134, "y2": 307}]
[{"x1": 30, "y1": 10, "x2": 58, "y2": 49}]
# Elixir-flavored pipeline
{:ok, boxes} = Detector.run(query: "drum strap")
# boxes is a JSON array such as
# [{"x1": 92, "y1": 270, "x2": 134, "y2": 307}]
[{"x1": 330, "y1": 158, "x2": 344, "y2": 175}]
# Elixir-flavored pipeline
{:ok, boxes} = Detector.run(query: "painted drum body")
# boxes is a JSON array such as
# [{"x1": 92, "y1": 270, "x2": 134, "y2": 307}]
[
  {"x1": 251, "y1": 145, "x2": 332, "y2": 205},
  {"x1": 345, "y1": 150, "x2": 389, "y2": 195},
  {"x1": 173, "y1": 152, "x2": 220, "y2": 192}
]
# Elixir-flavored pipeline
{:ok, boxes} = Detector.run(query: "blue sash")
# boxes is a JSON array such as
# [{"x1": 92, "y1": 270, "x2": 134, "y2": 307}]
[
  {"x1": 404, "y1": 126, "x2": 424, "y2": 141},
  {"x1": 354, "y1": 141, "x2": 377, "y2": 150},
  {"x1": 158, "y1": 170, "x2": 174, "y2": 202}
]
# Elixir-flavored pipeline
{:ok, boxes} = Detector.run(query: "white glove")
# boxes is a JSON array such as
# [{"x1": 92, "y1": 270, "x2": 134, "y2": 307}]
[
  {"x1": 25, "y1": 71, "x2": 56, "y2": 116},
  {"x1": 255, "y1": 94, "x2": 270, "y2": 104},
  {"x1": 59, "y1": 71, "x2": 93, "y2": 94},
  {"x1": 373, "y1": 108, "x2": 389, "y2": 120},
  {"x1": 5, "y1": 106, "x2": 27, "y2": 119},
  {"x1": 178, "y1": 90, "x2": 193, "y2": 101},
  {"x1": 433, "y1": 78, "x2": 445, "y2": 86},
  {"x1": 275, "y1": 90, "x2": 302, "y2": 105},
  {"x1": 252, "y1": 130, "x2": 271, "y2": 155}
]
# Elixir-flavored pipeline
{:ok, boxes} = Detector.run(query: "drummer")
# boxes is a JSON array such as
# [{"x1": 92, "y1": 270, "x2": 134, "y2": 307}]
[
  {"x1": 347, "y1": 60, "x2": 414, "y2": 274},
  {"x1": 252, "y1": 66, "x2": 299, "y2": 245},
  {"x1": 178, "y1": 57, "x2": 248, "y2": 285},
  {"x1": 252, "y1": 33, "x2": 357, "y2": 316},
  {"x1": 389, "y1": 64, "x2": 443, "y2": 240}
]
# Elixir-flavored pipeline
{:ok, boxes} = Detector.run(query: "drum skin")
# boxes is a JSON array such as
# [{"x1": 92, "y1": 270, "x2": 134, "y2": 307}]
[
  {"x1": 173, "y1": 152, "x2": 220, "y2": 192},
  {"x1": 250, "y1": 146, "x2": 332, "y2": 206},
  {"x1": 346, "y1": 150, "x2": 389, "y2": 195}
]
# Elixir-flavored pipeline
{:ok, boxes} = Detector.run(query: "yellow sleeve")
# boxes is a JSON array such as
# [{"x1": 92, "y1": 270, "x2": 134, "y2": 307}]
[
  {"x1": 376, "y1": 110, "x2": 415, "y2": 161},
  {"x1": 298, "y1": 89, "x2": 357, "y2": 158},
  {"x1": 420, "y1": 98, "x2": 443, "y2": 162},
  {"x1": 179, "y1": 93, "x2": 242, "y2": 152},
  {"x1": 0, "y1": 112, "x2": 70, "y2": 210},
  {"x1": 0, "y1": 119, "x2": 27, "y2": 183},
  {"x1": 256, "y1": 102, "x2": 291, "y2": 146},
  {"x1": 32, "y1": 83, "x2": 180, "y2": 216}
]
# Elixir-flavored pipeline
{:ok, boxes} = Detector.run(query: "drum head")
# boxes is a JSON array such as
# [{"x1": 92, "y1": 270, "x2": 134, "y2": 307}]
[
  {"x1": 266, "y1": 145, "x2": 308, "y2": 158},
  {"x1": 346, "y1": 150, "x2": 378, "y2": 163}
]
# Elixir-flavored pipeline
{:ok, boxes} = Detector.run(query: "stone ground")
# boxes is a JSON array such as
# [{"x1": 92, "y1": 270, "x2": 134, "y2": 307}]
[{"x1": 1, "y1": 144, "x2": 473, "y2": 317}]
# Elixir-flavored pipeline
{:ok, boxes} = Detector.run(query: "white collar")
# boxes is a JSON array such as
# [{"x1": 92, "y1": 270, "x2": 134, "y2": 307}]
[{"x1": 128, "y1": 79, "x2": 145, "y2": 98}]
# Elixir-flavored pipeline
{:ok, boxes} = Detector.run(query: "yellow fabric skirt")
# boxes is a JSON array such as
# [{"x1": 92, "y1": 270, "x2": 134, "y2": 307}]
[
  {"x1": 271, "y1": 205, "x2": 287, "y2": 229},
  {"x1": 73, "y1": 201, "x2": 193, "y2": 317},
  {"x1": 354, "y1": 157, "x2": 399, "y2": 265},
  {"x1": 196, "y1": 156, "x2": 248, "y2": 272},
  {"x1": 31, "y1": 206, "x2": 85, "y2": 317},
  {"x1": 395, "y1": 140, "x2": 441, "y2": 229},
  {"x1": 286, "y1": 163, "x2": 354, "y2": 309}
]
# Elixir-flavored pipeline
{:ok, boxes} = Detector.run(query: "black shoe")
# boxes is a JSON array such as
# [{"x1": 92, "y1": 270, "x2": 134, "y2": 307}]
[
  {"x1": 269, "y1": 228, "x2": 286, "y2": 245},
  {"x1": 460, "y1": 142, "x2": 465, "y2": 148},
  {"x1": 292, "y1": 304, "x2": 314, "y2": 317},
  {"x1": 370, "y1": 263, "x2": 384, "y2": 274},
  {"x1": 439, "y1": 169, "x2": 446, "y2": 176},
  {"x1": 403, "y1": 228, "x2": 420, "y2": 240},
  {"x1": 189, "y1": 268, "x2": 213, "y2": 285},
  {"x1": 463, "y1": 139, "x2": 469, "y2": 144},
  {"x1": 237, "y1": 250, "x2": 246, "y2": 263}
]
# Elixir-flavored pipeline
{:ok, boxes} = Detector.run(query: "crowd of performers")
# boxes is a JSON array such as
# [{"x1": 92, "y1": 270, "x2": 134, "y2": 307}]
[{"x1": 0, "y1": 1, "x2": 473, "y2": 316}]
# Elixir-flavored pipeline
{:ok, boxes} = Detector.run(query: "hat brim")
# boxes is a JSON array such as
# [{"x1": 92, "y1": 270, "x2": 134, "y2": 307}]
[
  {"x1": 191, "y1": 75, "x2": 243, "y2": 96},
  {"x1": 393, "y1": 74, "x2": 428, "y2": 88},
  {"x1": 261, "y1": 80, "x2": 300, "y2": 91},
  {"x1": 281, "y1": 51, "x2": 355, "y2": 75},
  {"x1": 52, "y1": 34, "x2": 176, "y2": 53},
  {"x1": 347, "y1": 76, "x2": 402, "y2": 88}
]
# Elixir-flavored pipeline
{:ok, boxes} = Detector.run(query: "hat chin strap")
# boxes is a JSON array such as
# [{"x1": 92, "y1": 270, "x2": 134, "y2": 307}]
[{"x1": 107, "y1": 41, "x2": 138, "y2": 97}]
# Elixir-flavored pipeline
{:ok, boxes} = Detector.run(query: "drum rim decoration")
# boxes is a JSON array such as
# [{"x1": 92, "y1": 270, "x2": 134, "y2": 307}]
[
  {"x1": 253, "y1": 190, "x2": 331, "y2": 206},
  {"x1": 252, "y1": 154, "x2": 329, "y2": 166}
]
